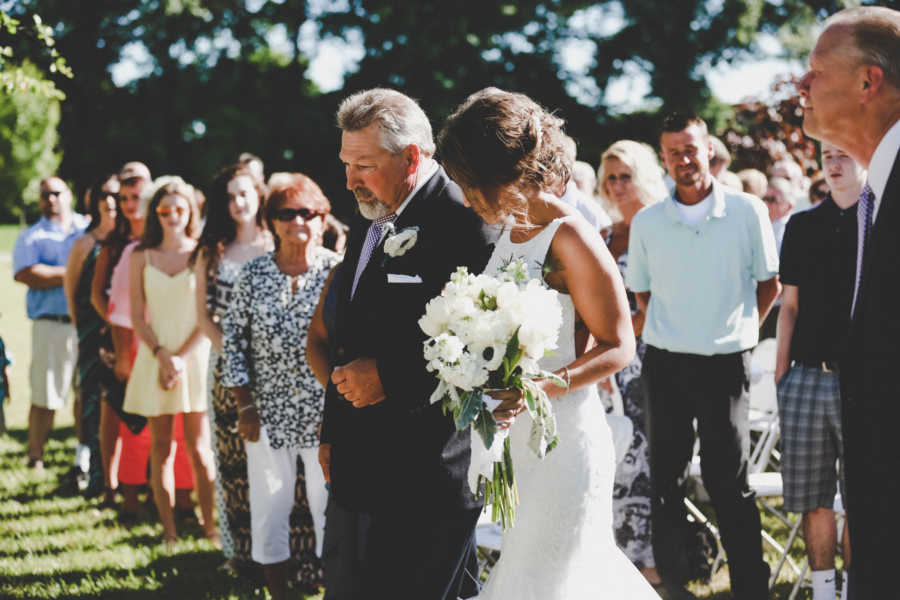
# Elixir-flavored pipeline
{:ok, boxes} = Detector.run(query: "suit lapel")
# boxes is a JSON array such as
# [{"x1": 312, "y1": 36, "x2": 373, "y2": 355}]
[
  {"x1": 350, "y1": 167, "x2": 448, "y2": 304},
  {"x1": 855, "y1": 147, "x2": 900, "y2": 326}
]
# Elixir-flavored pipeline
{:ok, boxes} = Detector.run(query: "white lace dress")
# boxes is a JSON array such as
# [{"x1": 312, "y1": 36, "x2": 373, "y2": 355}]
[{"x1": 478, "y1": 217, "x2": 659, "y2": 600}]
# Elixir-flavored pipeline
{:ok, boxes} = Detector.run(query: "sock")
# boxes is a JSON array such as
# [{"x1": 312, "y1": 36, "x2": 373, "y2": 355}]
[
  {"x1": 75, "y1": 443, "x2": 90, "y2": 473},
  {"x1": 841, "y1": 570, "x2": 848, "y2": 598},
  {"x1": 811, "y1": 569, "x2": 836, "y2": 600}
]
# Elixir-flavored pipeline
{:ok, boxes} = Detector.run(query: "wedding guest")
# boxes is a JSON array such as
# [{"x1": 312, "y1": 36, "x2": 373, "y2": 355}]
[
  {"x1": 798, "y1": 8, "x2": 900, "y2": 596},
  {"x1": 771, "y1": 158, "x2": 809, "y2": 210},
  {"x1": 628, "y1": 113, "x2": 780, "y2": 600},
  {"x1": 737, "y1": 168, "x2": 768, "y2": 198},
  {"x1": 192, "y1": 164, "x2": 272, "y2": 569},
  {"x1": 222, "y1": 176, "x2": 339, "y2": 599},
  {"x1": 775, "y1": 141, "x2": 863, "y2": 600},
  {"x1": 597, "y1": 139, "x2": 668, "y2": 587},
  {"x1": 124, "y1": 177, "x2": 215, "y2": 544},
  {"x1": 0, "y1": 328, "x2": 11, "y2": 434},
  {"x1": 808, "y1": 172, "x2": 829, "y2": 207},
  {"x1": 717, "y1": 170, "x2": 743, "y2": 190},
  {"x1": 238, "y1": 152, "x2": 265, "y2": 186},
  {"x1": 63, "y1": 174, "x2": 119, "y2": 496},
  {"x1": 558, "y1": 136, "x2": 611, "y2": 229},
  {"x1": 763, "y1": 177, "x2": 794, "y2": 252},
  {"x1": 12, "y1": 176, "x2": 89, "y2": 470},
  {"x1": 709, "y1": 136, "x2": 732, "y2": 178}
]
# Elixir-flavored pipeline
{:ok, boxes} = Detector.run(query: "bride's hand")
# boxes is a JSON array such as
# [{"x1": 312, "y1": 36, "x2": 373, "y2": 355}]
[{"x1": 488, "y1": 388, "x2": 527, "y2": 430}]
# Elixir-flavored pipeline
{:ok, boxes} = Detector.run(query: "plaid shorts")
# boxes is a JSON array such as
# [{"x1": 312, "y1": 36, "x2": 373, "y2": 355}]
[{"x1": 776, "y1": 365, "x2": 845, "y2": 513}]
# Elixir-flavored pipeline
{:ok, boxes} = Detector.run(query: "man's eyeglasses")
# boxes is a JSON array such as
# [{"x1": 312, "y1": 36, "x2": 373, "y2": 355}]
[
  {"x1": 762, "y1": 196, "x2": 778, "y2": 204},
  {"x1": 273, "y1": 207, "x2": 325, "y2": 222},
  {"x1": 156, "y1": 206, "x2": 188, "y2": 218},
  {"x1": 811, "y1": 187, "x2": 828, "y2": 199}
]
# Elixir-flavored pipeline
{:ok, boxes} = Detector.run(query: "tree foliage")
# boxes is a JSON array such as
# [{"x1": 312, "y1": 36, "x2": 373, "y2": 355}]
[
  {"x1": 0, "y1": 60, "x2": 61, "y2": 222},
  {"x1": 2, "y1": 0, "x2": 898, "y2": 223}
]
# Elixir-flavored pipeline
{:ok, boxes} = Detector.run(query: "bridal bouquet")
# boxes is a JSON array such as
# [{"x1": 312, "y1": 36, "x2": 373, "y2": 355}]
[{"x1": 419, "y1": 259, "x2": 564, "y2": 527}]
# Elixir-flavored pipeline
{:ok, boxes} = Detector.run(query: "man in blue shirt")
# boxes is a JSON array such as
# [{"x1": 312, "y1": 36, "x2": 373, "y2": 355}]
[
  {"x1": 12, "y1": 176, "x2": 88, "y2": 469},
  {"x1": 627, "y1": 114, "x2": 781, "y2": 600}
]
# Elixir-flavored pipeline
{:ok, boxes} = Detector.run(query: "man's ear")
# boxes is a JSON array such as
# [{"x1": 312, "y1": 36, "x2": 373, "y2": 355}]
[
  {"x1": 405, "y1": 144, "x2": 421, "y2": 175},
  {"x1": 860, "y1": 65, "x2": 885, "y2": 103}
]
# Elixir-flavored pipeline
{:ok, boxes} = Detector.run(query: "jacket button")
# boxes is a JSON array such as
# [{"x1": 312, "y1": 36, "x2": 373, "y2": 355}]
[{"x1": 337, "y1": 347, "x2": 345, "y2": 358}]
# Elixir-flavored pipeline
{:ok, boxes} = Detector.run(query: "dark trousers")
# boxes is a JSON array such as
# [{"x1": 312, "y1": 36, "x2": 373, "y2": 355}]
[
  {"x1": 323, "y1": 496, "x2": 480, "y2": 600},
  {"x1": 643, "y1": 346, "x2": 770, "y2": 599}
]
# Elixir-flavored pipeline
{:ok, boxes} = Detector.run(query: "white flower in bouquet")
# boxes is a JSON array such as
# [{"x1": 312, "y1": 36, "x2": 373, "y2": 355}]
[{"x1": 419, "y1": 260, "x2": 565, "y2": 528}]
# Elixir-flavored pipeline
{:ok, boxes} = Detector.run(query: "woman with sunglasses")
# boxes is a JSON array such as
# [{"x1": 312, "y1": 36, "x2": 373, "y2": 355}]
[
  {"x1": 90, "y1": 171, "x2": 197, "y2": 523},
  {"x1": 63, "y1": 174, "x2": 119, "y2": 497},
  {"x1": 123, "y1": 177, "x2": 216, "y2": 545},
  {"x1": 221, "y1": 175, "x2": 339, "y2": 599},
  {"x1": 190, "y1": 164, "x2": 272, "y2": 570}
]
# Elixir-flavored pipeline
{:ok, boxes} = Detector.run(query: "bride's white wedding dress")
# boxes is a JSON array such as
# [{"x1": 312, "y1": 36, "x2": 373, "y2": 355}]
[{"x1": 478, "y1": 217, "x2": 659, "y2": 600}]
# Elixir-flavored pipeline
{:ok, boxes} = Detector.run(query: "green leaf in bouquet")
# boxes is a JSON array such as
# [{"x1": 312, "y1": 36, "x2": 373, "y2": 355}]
[
  {"x1": 503, "y1": 436, "x2": 515, "y2": 486},
  {"x1": 455, "y1": 390, "x2": 482, "y2": 430},
  {"x1": 474, "y1": 404, "x2": 497, "y2": 450},
  {"x1": 523, "y1": 385, "x2": 536, "y2": 414}
]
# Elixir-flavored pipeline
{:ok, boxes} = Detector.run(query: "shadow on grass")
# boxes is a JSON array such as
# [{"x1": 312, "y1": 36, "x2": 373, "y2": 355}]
[{"x1": 0, "y1": 549, "x2": 273, "y2": 599}]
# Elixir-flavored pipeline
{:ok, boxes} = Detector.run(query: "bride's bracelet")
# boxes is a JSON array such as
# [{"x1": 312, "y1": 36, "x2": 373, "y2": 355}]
[{"x1": 562, "y1": 366, "x2": 571, "y2": 390}]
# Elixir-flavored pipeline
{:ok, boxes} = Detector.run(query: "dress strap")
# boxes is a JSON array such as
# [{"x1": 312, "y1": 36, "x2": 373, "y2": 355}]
[{"x1": 528, "y1": 217, "x2": 571, "y2": 270}]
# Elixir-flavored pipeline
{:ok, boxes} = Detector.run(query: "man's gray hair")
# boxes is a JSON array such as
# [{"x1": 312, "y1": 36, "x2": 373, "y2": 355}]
[
  {"x1": 336, "y1": 88, "x2": 435, "y2": 156},
  {"x1": 827, "y1": 6, "x2": 900, "y2": 90}
]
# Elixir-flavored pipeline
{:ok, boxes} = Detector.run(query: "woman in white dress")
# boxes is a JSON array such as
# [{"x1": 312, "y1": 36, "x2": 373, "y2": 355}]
[{"x1": 438, "y1": 87, "x2": 660, "y2": 599}]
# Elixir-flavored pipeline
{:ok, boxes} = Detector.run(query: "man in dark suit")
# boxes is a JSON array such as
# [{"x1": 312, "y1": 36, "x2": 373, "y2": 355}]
[
  {"x1": 798, "y1": 7, "x2": 900, "y2": 598},
  {"x1": 319, "y1": 88, "x2": 493, "y2": 600}
]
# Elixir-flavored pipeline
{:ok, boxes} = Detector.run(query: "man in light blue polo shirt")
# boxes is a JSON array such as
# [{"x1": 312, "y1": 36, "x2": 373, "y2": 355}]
[
  {"x1": 12, "y1": 176, "x2": 88, "y2": 470},
  {"x1": 627, "y1": 114, "x2": 781, "y2": 600}
]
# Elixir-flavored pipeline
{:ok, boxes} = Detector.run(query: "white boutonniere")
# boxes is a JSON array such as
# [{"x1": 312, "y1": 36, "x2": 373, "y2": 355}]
[{"x1": 382, "y1": 224, "x2": 419, "y2": 258}]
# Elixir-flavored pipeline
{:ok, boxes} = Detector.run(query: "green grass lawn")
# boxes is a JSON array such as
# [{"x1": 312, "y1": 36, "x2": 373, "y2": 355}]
[
  {"x1": 0, "y1": 253, "x2": 817, "y2": 598},
  {"x1": 1, "y1": 223, "x2": 24, "y2": 254}
]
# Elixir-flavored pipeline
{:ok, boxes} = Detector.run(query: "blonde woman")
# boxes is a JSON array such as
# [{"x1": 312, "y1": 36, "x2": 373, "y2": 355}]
[{"x1": 598, "y1": 139, "x2": 668, "y2": 587}]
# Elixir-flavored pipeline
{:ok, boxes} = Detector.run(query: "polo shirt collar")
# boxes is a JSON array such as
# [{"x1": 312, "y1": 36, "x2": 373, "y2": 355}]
[{"x1": 663, "y1": 178, "x2": 726, "y2": 224}]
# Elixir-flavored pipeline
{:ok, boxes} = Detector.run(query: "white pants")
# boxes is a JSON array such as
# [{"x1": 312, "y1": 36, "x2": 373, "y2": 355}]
[
  {"x1": 30, "y1": 319, "x2": 77, "y2": 410},
  {"x1": 245, "y1": 427, "x2": 327, "y2": 565}
]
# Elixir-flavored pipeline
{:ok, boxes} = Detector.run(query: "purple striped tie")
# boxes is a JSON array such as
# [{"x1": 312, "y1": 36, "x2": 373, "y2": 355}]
[
  {"x1": 351, "y1": 213, "x2": 396, "y2": 299},
  {"x1": 851, "y1": 183, "x2": 875, "y2": 317}
]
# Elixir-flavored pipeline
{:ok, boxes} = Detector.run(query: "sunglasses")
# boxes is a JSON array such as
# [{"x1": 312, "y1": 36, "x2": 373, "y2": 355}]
[
  {"x1": 41, "y1": 190, "x2": 64, "y2": 199},
  {"x1": 156, "y1": 205, "x2": 188, "y2": 218},
  {"x1": 273, "y1": 207, "x2": 325, "y2": 222},
  {"x1": 762, "y1": 196, "x2": 778, "y2": 204}
]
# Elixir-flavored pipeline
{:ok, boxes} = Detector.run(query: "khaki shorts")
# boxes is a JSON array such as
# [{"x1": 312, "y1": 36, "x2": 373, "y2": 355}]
[{"x1": 30, "y1": 319, "x2": 77, "y2": 410}]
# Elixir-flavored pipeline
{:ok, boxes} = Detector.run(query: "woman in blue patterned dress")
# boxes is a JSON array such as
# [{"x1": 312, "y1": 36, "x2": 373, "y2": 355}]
[{"x1": 598, "y1": 140, "x2": 669, "y2": 587}]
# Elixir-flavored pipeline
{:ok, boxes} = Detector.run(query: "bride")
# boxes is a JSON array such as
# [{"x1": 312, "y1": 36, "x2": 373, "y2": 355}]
[{"x1": 437, "y1": 88, "x2": 660, "y2": 599}]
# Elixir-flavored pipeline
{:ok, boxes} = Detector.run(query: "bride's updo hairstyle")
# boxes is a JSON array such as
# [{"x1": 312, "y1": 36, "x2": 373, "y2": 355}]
[{"x1": 438, "y1": 87, "x2": 570, "y2": 223}]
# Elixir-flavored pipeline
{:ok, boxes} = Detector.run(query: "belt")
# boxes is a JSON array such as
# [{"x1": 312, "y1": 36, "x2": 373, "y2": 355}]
[
  {"x1": 794, "y1": 359, "x2": 839, "y2": 373},
  {"x1": 35, "y1": 314, "x2": 72, "y2": 324}
]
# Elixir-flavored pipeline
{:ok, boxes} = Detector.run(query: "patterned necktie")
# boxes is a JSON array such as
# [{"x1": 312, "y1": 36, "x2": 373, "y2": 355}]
[
  {"x1": 851, "y1": 183, "x2": 875, "y2": 317},
  {"x1": 351, "y1": 213, "x2": 397, "y2": 299}
]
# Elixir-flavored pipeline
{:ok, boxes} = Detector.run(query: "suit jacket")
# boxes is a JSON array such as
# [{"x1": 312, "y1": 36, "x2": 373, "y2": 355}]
[
  {"x1": 321, "y1": 166, "x2": 492, "y2": 514},
  {"x1": 841, "y1": 147, "x2": 900, "y2": 597}
]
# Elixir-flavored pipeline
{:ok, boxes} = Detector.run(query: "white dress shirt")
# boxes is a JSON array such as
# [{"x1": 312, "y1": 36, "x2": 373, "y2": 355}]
[{"x1": 868, "y1": 117, "x2": 900, "y2": 222}]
